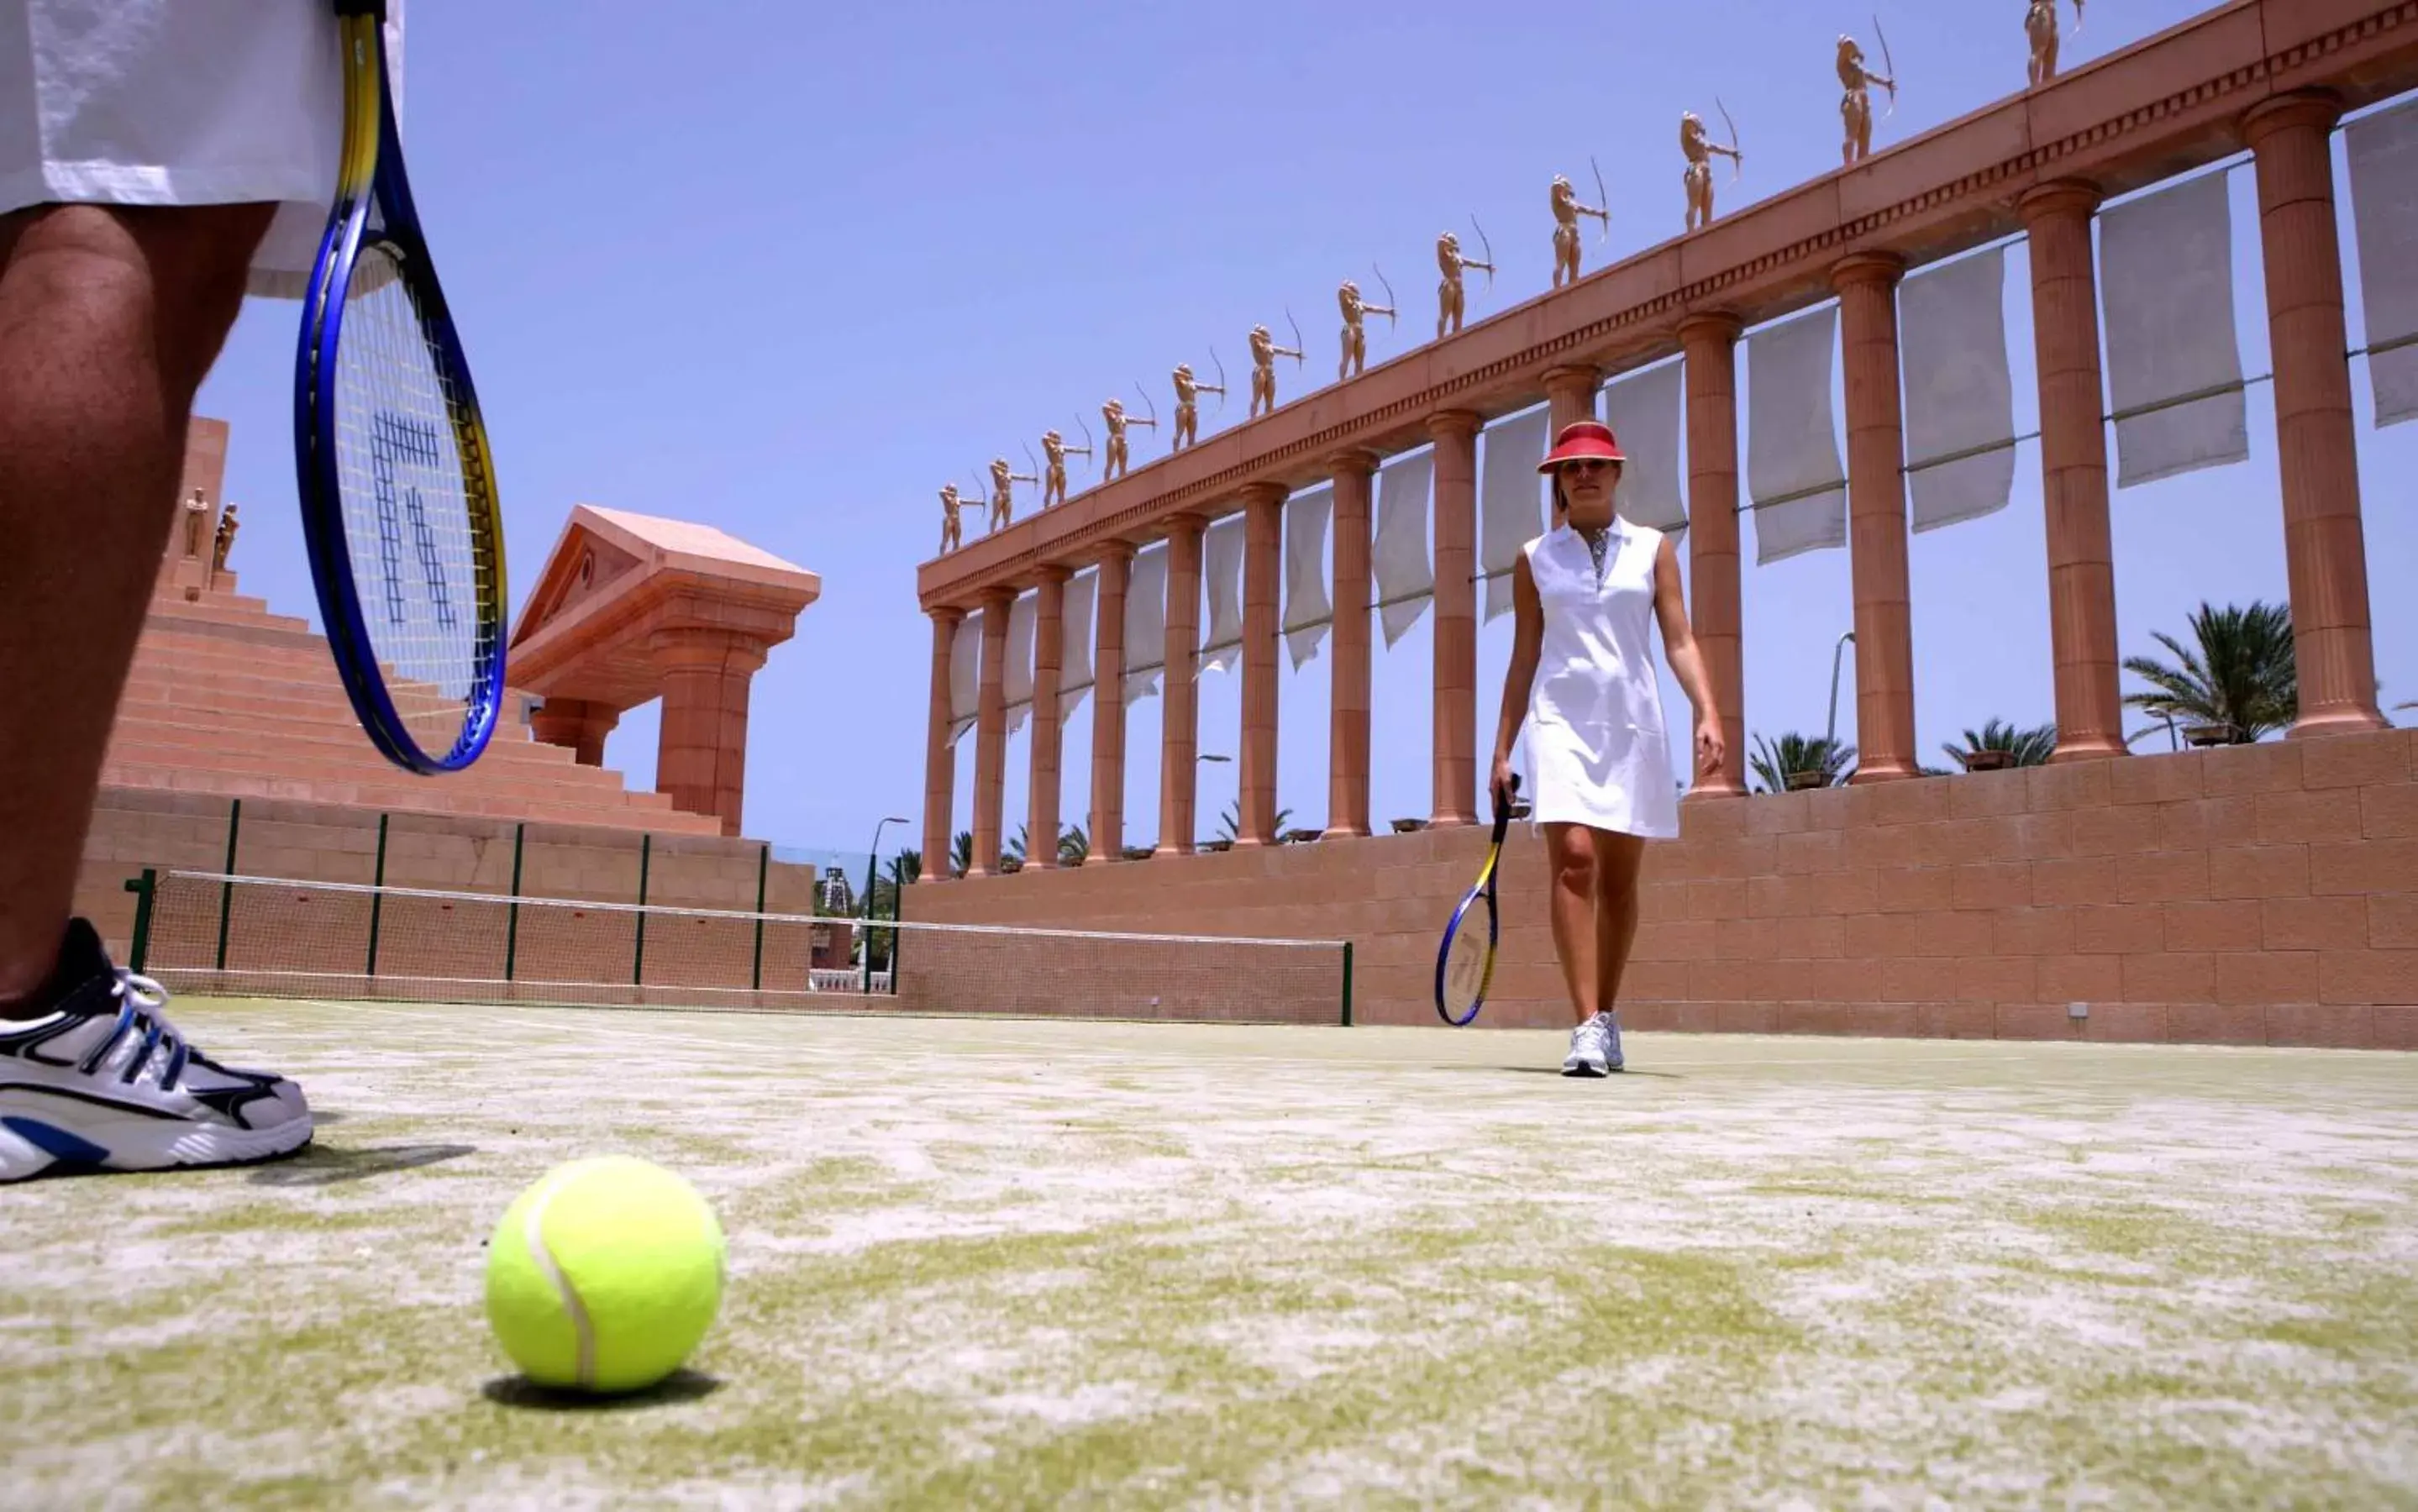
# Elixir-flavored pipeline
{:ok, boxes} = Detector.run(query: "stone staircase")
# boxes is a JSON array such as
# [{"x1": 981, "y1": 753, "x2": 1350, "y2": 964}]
[{"x1": 106, "y1": 586, "x2": 719, "y2": 834}]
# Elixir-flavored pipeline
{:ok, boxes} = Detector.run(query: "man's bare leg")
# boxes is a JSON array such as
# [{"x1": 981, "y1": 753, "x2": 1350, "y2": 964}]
[{"x1": 0, "y1": 202, "x2": 273, "y2": 1006}]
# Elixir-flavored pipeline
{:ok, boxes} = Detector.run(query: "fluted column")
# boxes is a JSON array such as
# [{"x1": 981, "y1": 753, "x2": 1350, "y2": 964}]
[
  {"x1": 968, "y1": 587, "x2": 1013, "y2": 877},
  {"x1": 1428, "y1": 411, "x2": 1481, "y2": 825},
  {"x1": 1090, "y1": 547, "x2": 1130, "y2": 863},
  {"x1": 1678, "y1": 313, "x2": 1748, "y2": 800},
  {"x1": 1158, "y1": 516, "x2": 1205, "y2": 857},
  {"x1": 1543, "y1": 364, "x2": 1601, "y2": 438},
  {"x1": 1238, "y1": 485, "x2": 1285, "y2": 846},
  {"x1": 652, "y1": 627, "x2": 768, "y2": 837},
  {"x1": 2019, "y1": 181, "x2": 2128, "y2": 762},
  {"x1": 1028, "y1": 567, "x2": 1068, "y2": 868},
  {"x1": 1832, "y1": 252, "x2": 1918, "y2": 783},
  {"x1": 2242, "y1": 90, "x2": 2387, "y2": 738},
  {"x1": 923, "y1": 608, "x2": 960, "y2": 881},
  {"x1": 1327, "y1": 450, "x2": 1378, "y2": 838}
]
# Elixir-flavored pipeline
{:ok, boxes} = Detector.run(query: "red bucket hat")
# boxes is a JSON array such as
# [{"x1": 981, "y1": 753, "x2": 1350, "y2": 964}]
[{"x1": 1537, "y1": 420, "x2": 1626, "y2": 473}]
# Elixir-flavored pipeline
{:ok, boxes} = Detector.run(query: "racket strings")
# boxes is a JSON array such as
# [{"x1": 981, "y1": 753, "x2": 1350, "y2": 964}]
[{"x1": 330, "y1": 244, "x2": 497, "y2": 754}]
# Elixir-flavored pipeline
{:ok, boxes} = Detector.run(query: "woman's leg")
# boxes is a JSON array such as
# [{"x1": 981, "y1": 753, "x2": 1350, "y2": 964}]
[
  {"x1": 1590, "y1": 829, "x2": 1648, "y2": 1016},
  {"x1": 1542, "y1": 823, "x2": 1601, "y2": 1026}
]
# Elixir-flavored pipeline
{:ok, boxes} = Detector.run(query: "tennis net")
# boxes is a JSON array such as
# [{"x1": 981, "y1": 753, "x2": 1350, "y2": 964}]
[{"x1": 124, "y1": 869, "x2": 1354, "y2": 1026}]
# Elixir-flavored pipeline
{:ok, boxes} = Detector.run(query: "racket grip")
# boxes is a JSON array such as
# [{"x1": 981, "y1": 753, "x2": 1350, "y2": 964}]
[{"x1": 333, "y1": 0, "x2": 387, "y2": 18}]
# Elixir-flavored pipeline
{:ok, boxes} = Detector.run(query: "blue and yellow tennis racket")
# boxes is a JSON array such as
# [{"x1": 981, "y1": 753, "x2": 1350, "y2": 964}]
[
  {"x1": 1435, "y1": 774, "x2": 1518, "y2": 1026},
  {"x1": 295, "y1": 0, "x2": 506, "y2": 774}
]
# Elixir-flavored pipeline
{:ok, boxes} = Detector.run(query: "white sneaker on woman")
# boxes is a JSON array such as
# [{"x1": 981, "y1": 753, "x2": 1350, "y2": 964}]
[
  {"x1": 0, "y1": 920, "x2": 312, "y2": 1182},
  {"x1": 1560, "y1": 1011, "x2": 1623, "y2": 1077}
]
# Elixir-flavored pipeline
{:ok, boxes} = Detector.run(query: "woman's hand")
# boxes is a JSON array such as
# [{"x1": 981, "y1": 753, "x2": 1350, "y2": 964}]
[
  {"x1": 1490, "y1": 752, "x2": 1517, "y2": 811},
  {"x1": 1695, "y1": 717, "x2": 1726, "y2": 778}
]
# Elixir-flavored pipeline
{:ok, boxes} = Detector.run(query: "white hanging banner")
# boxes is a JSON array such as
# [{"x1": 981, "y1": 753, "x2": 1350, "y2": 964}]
[
  {"x1": 2100, "y1": 169, "x2": 2249, "y2": 486},
  {"x1": 1201, "y1": 514, "x2": 1247, "y2": 675},
  {"x1": 1122, "y1": 544, "x2": 1168, "y2": 704},
  {"x1": 1480, "y1": 407, "x2": 1550, "y2": 622},
  {"x1": 2347, "y1": 97, "x2": 2418, "y2": 428},
  {"x1": 948, "y1": 611, "x2": 980, "y2": 744},
  {"x1": 1900, "y1": 246, "x2": 2019, "y2": 533},
  {"x1": 1602, "y1": 361, "x2": 1687, "y2": 533},
  {"x1": 1058, "y1": 570, "x2": 1097, "y2": 722},
  {"x1": 1001, "y1": 592, "x2": 1036, "y2": 734},
  {"x1": 1747, "y1": 304, "x2": 1849, "y2": 564},
  {"x1": 1282, "y1": 483, "x2": 1335, "y2": 669},
  {"x1": 1373, "y1": 450, "x2": 1436, "y2": 646}
]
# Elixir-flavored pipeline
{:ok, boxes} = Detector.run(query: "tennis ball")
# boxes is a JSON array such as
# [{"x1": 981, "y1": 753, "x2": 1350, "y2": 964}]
[{"x1": 484, "y1": 1155, "x2": 726, "y2": 1394}]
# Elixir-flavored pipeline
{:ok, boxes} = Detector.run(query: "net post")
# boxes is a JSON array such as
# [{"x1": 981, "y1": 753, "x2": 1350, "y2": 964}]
[
  {"x1": 504, "y1": 822, "x2": 526, "y2": 981},
  {"x1": 1340, "y1": 940, "x2": 1354, "y2": 1026},
  {"x1": 213, "y1": 798, "x2": 241, "y2": 971},
  {"x1": 123, "y1": 869, "x2": 158, "y2": 974},
  {"x1": 888, "y1": 859, "x2": 903, "y2": 995},
  {"x1": 632, "y1": 832, "x2": 653, "y2": 986},
  {"x1": 860, "y1": 849, "x2": 878, "y2": 995},
  {"x1": 365, "y1": 811, "x2": 390, "y2": 976},
  {"x1": 750, "y1": 843, "x2": 769, "y2": 991}
]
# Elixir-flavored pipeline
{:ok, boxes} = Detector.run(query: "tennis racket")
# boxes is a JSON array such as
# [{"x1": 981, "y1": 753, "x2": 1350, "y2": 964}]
[
  {"x1": 1435, "y1": 773, "x2": 1519, "y2": 1026},
  {"x1": 295, "y1": 0, "x2": 507, "y2": 774}
]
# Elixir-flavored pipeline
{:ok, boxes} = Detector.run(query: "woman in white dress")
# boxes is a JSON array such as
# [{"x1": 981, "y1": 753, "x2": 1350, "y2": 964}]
[{"x1": 1490, "y1": 421, "x2": 1723, "y2": 1077}]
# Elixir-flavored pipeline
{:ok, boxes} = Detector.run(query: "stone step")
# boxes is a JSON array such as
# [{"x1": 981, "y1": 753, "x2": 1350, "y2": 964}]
[
  {"x1": 105, "y1": 732, "x2": 662, "y2": 800},
  {"x1": 108, "y1": 715, "x2": 591, "y2": 772},
  {"x1": 100, "y1": 759, "x2": 719, "y2": 833}
]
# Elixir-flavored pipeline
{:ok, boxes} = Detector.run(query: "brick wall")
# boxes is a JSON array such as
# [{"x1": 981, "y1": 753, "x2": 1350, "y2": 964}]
[{"x1": 901, "y1": 732, "x2": 2418, "y2": 1049}]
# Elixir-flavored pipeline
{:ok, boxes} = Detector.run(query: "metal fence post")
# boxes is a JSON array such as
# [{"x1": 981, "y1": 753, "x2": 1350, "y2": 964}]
[
  {"x1": 750, "y1": 843, "x2": 768, "y2": 991},
  {"x1": 213, "y1": 798, "x2": 241, "y2": 971},
  {"x1": 504, "y1": 822, "x2": 527, "y2": 981},
  {"x1": 1340, "y1": 941, "x2": 1354, "y2": 1027},
  {"x1": 123, "y1": 869, "x2": 158, "y2": 974},
  {"x1": 365, "y1": 811, "x2": 390, "y2": 975},
  {"x1": 632, "y1": 833, "x2": 652, "y2": 985}
]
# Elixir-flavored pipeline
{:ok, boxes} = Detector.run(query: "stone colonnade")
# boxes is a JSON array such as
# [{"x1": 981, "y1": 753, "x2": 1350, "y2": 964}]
[{"x1": 923, "y1": 90, "x2": 2389, "y2": 876}]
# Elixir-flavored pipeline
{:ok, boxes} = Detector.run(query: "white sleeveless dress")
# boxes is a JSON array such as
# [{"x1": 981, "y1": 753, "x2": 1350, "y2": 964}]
[{"x1": 1522, "y1": 520, "x2": 1680, "y2": 839}]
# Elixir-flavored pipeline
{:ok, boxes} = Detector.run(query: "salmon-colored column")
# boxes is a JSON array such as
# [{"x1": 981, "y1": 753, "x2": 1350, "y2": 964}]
[
  {"x1": 1832, "y1": 252, "x2": 1918, "y2": 783},
  {"x1": 652, "y1": 627, "x2": 768, "y2": 837},
  {"x1": 1428, "y1": 411, "x2": 1481, "y2": 825},
  {"x1": 2019, "y1": 181, "x2": 2128, "y2": 763},
  {"x1": 1679, "y1": 313, "x2": 1748, "y2": 800},
  {"x1": 1543, "y1": 364, "x2": 1601, "y2": 437},
  {"x1": 1090, "y1": 548, "x2": 1129, "y2": 864},
  {"x1": 1327, "y1": 451, "x2": 1378, "y2": 838},
  {"x1": 2243, "y1": 91, "x2": 2388, "y2": 738},
  {"x1": 1158, "y1": 516, "x2": 1205, "y2": 857},
  {"x1": 923, "y1": 608, "x2": 960, "y2": 882},
  {"x1": 1028, "y1": 566, "x2": 1068, "y2": 869},
  {"x1": 968, "y1": 586, "x2": 1013, "y2": 878},
  {"x1": 1238, "y1": 485, "x2": 1285, "y2": 847},
  {"x1": 530, "y1": 697, "x2": 620, "y2": 768}
]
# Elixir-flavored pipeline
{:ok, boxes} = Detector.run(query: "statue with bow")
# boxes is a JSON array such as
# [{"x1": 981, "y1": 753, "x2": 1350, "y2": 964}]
[
  {"x1": 1040, "y1": 424, "x2": 1091, "y2": 509},
  {"x1": 1683, "y1": 102, "x2": 1744, "y2": 233},
  {"x1": 984, "y1": 453, "x2": 1038, "y2": 531},
  {"x1": 1338, "y1": 265, "x2": 1396, "y2": 380},
  {"x1": 1838, "y1": 21, "x2": 1897, "y2": 165},
  {"x1": 1551, "y1": 160, "x2": 1611, "y2": 288},
  {"x1": 1438, "y1": 215, "x2": 1495, "y2": 337},
  {"x1": 1247, "y1": 314, "x2": 1303, "y2": 419},
  {"x1": 1170, "y1": 354, "x2": 1222, "y2": 451},
  {"x1": 2028, "y1": 0, "x2": 2083, "y2": 86},
  {"x1": 1103, "y1": 392, "x2": 1152, "y2": 480}
]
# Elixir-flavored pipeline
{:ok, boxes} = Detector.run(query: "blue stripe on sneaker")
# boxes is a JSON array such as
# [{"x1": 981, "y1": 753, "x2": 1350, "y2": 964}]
[{"x1": 1, "y1": 1116, "x2": 109, "y2": 1165}]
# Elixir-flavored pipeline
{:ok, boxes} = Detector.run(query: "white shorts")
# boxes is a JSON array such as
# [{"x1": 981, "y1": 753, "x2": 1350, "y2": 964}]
[{"x1": 0, "y1": 0, "x2": 404, "y2": 298}]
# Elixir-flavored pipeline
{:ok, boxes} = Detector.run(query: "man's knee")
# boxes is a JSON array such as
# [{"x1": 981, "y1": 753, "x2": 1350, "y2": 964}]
[{"x1": 4, "y1": 202, "x2": 273, "y2": 392}]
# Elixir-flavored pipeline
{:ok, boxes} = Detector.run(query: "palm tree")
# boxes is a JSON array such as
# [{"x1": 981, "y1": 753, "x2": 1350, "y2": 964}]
[
  {"x1": 1001, "y1": 823, "x2": 1030, "y2": 873},
  {"x1": 1058, "y1": 824, "x2": 1089, "y2": 865},
  {"x1": 890, "y1": 848, "x2": 920, "y2": 887},
  {"x1": 1944, "y1": 718, "x2": 2057, "y2": 771},
  {"x1": 1749, "y1": 732, "x2": 1854, "y2": 793},
  {"x1": 2122, "y1": 600, "x2": 2296, "y2": 745},
  {"x1": 950, "y1": 829, "x2": 973, "y2": 878},
  {"x1": 1213, "y1": 800, "x2": 1292, "y2": 844}
]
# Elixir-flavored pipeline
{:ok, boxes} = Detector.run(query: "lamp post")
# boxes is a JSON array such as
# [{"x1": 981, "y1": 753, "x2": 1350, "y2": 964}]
[
  {"x1": 863, "y1": 814, "x2": 908, "y2": 991},
  {"x1": 1823, "y1": 630, "x2": 1857, "y2": 753}
]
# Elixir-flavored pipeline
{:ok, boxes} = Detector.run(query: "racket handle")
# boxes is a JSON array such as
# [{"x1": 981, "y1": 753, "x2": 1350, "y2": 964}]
[{"x1": 333, "y1": 0, "x2": 387, "y2": 18}]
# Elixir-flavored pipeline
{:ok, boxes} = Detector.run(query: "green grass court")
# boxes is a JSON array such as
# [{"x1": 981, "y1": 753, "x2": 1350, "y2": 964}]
[{"x1": 6, "y1": 1001, "x2": 2417, "y2": 1508}]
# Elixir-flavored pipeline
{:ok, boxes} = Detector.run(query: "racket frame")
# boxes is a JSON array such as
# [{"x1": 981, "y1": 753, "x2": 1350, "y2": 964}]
[
  {"x1": 296, "y1": 0, "x2": 507, "y2": 774},
  {"x1": 1434, "y1": 774, "x2": 1519, "y2": 1026}
]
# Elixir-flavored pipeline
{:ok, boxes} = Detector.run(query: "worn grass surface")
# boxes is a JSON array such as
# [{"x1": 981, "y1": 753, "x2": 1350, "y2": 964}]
[{"x1": 5, "y1": 1000, "x2": 2417, "y2": 1509}]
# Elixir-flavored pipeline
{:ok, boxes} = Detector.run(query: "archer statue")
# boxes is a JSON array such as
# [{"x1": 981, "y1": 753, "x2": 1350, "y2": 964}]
[
  {"x1": 1338, "y1": 270, "x2": 1396, "y2": 381},
  {"x1": 1838, "y1": 27, "x2": 1897, "y2": 165},
  {"x1": 1040, "y1": 427, "x2": 1091, "y2": 509},
  {"x1": 1682, "y1": 107, "x2": 1744, "y2": 232},
  {"x1": 1102, "y1": 396, "x2": 1152, "y2": 481},
  {"x1": 1171, "y1": 360, "x2": 1222, "y2": 452},
  {"x1": 985, "y1": 454, "x2": 1036, "y2": 531},
  {"x1": 938, "y1": 483, "x2": 965, "y2": 554},
  {"x1": 2028, "y1": 0, "x2": 2083, "y2": 86},
  {"x1": 1437, "y1": 220, "x2": 1495, "y2": 337},
  {"x1": 1247, "y1": 322, "x2": 1302, "y2": 419},
  {"x1": 1551, "y1": 168, "x2": 1609, "y2": 288}
]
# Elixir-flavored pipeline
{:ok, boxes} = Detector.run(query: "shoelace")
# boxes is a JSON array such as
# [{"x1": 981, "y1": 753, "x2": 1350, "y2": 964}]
[{"x1": 78, "y1": 968, "x2": 191, "y2": 1090}]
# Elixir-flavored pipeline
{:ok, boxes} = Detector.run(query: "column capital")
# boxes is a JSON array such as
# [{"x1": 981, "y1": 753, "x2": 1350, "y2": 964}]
[
  {"x1": 2016, "y1": 177, "x2": 2102, "y2": 225},
  {"x1": 1027, "y1": 562, "x2": 1072, "y2": 586},
  {"x1": 1164, "y1": 508, "x2": 1210, "y2": 535},
  {"x1": 978, "y1": 584, "x2": 1017, "y2": 613},
  {"x1": 1542, "y1": 361, "x2": 1602, "y2": 386},
  {"x1": 1239, "y1": 480, "x2": 1288, "y2": 509},
  {"x1": 2241, "y1": 87, "x2": 2343, "y2": 146},
  {"x1": 1424, "y1": 408, "x2": 1482, "y2": 442},
  {"x1": 929, "y1": 603, "x2": 965, "y2": 627},
  {"x1": 1831, "y1": 249, "x2": 1906, "y2": 292},
  {"x1": 646, "y1": 624, "x2": 770, "y2": 673},
  {"x1": 1325, "y1": 447, "x2": 1381, "y2": 477},
  {"x1": 1676, "y1": 311, "x2": 1744, "y2": 347}
]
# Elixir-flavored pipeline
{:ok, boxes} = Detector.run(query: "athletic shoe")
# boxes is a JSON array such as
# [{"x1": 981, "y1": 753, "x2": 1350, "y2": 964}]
[
  {"x1": 0, "y1": 919, "x2": 312, "y2": 1182},
  {"x1": 1561, "y1": 1011, "x2": 1617, "y2": 1077}
]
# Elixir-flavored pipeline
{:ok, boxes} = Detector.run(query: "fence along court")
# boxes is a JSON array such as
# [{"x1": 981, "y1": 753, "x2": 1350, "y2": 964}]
[{"x1": 124, "y1": 869, "x2": 1354, "y2": 1026}]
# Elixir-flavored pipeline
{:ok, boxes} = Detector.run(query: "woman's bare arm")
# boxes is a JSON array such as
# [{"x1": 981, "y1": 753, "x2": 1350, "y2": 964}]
[
  {"x1": 1490, "y1": 554, "x2": 1544, "y2": 794},
  {"x1": 1651, "y1": 536, "x2": 1724, "y2": 774}
]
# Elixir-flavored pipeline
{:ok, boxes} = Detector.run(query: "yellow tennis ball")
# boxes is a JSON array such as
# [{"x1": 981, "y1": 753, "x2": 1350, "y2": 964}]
[{"x1": 484, "y1": 1156, "x2": 726, "y2": 1394}]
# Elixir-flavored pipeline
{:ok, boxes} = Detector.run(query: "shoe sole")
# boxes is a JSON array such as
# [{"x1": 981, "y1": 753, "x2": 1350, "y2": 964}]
[
  {"x1": 0, "y1": 1109, "x2": 314, "y2": 1183},
  {"x1": 1560, "y1": 1063, "x2": 1607, "y2": 1078}
]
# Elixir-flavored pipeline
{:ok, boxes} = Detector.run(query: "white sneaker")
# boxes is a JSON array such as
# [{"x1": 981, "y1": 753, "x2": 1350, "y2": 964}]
[
  {"x1": 0, "y1": 920, "x2": 313, "y2": 1182},
  {"x1": 1561, "y1": 1011, "x2": 1619, "y2": 1077}
]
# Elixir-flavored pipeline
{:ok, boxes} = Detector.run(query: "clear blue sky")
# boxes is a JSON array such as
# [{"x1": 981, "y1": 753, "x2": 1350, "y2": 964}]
[{"x1": 192, "y1": 0, "x2": 2415, "y2": 869}]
